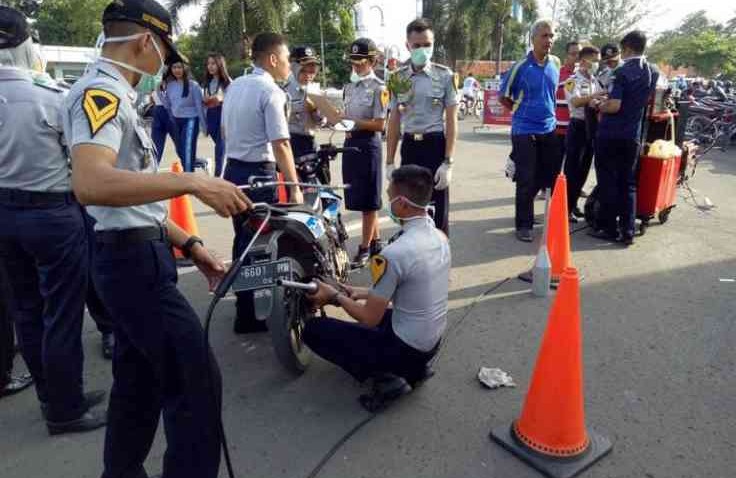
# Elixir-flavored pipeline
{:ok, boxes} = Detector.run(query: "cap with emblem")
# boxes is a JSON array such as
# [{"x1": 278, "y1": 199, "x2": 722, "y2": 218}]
[
  {"x1": 348, "y1": 38, "x2": 378, "y2": 60},
  {"x1": 0, "y1": 6, "x2": 30, "y2": 49},
  {"x1": 290, "y1": 45, "x2": 319, "y2": 65},
  {"x1": 102, "y1": 0, "x2": 186, "y2": 64},
  {"x1": 600, "y1": 43, "x2": 620, "y2": 61}
]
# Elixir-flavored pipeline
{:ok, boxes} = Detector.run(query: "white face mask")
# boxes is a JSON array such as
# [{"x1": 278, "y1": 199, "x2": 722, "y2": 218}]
[{"x1": 96, "y1": 32, "x2": 166, "y2": 94}]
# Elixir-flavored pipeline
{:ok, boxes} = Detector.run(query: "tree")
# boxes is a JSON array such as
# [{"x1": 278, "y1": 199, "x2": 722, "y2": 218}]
[
  {"x1": 554, "y1": 0, "x2": 649, "y2": 56},
  {"x1": 35, "y1": 0, "x2": 109, "y2": 46}
]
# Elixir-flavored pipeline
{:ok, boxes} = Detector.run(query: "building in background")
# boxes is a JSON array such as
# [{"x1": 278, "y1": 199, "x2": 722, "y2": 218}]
[
  {"x1": 353, "y1": 0, "x2": 422, "y2": 61},
  {"x1": 41, "y1": 45, "x2": 95, "y2": 83}
]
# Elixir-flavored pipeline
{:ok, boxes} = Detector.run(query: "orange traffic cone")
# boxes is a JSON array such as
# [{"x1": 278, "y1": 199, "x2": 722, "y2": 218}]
[
  {"x1": 547, "y1": 174, "x2": 572, "y2": 281},
  {"x1": 169, "y1": 161, "x2": 200, "y2": 266},
  {"x1": 276, "y1": 172, "x2": 288, "y2": 203},
  {"x1": 490, "y1": 267, "x2": 612, "y2": 478}
]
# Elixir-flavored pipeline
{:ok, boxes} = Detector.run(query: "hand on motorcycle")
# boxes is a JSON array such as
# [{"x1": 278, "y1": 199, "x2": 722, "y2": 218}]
[
  {"x1": 191, "y1": 244, "x2": 226, "y2": 292},
  {"x1": 307, "y1": 280, "x2": 340, "y2": 308}
]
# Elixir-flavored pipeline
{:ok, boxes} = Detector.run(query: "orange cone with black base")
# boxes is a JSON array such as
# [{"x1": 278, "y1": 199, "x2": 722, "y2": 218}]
[
  {"x1": 490, "y1": 268, "x2": 612, "y2": 478},
  {"x1": 547, "y1": 174, "x2": 572, "y2": 281},
  {"x1": 168, "y1": 161, "x2": 199, "y2": 266}
]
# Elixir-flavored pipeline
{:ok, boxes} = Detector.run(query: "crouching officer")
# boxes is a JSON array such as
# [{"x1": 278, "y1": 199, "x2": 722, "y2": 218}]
[
  {"x1": 63, "y1": 1, "x2": 251, "y2": 477},
  {"x1": 341, "y1": 38, "x2": 389, "y2": 267},
  {"x1": 0, "y1": 6, "x2": 107, "y2": 434},
  {"x1": 386, "y1": 18, "x2": 458, "y2": 236},
  {"x1": 304, "y1": 165, "x2": 450, "y2": 411},
  {"x1": 285, "y1": 45, "x2": 323, "y2": 159}
]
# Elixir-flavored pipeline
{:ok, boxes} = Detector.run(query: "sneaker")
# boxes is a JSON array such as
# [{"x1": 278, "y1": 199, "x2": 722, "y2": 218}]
[
  {"x1": 351, "y1": 246, "x2": 370, "y2": 268},
  {"x1": 516, "y1": 228, "x2": 533, "y2": 243},
  {"x1": 369, "y1": 239, "x2": 385, "y2": 256},
  {"x1": 47, "y1": 409, "x2": 107, "y2": 436},
  {"x1": 587, "y1": 229, "x2": 618, "y2": 241},
  {"x1": 358, "y1": 374, "x2": 412, "y2": 413}
]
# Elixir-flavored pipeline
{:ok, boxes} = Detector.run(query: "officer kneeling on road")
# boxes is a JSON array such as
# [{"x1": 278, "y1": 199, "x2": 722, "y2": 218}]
[
  {"x1": 303, "y1": 165, "x2": 450, "y2": 412},
  {"x1": 64, "y1": 1, "x2": 251, "y2": 476}
]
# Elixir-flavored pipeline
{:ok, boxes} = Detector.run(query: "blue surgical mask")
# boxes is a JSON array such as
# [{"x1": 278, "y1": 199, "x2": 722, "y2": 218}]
[
  {"x1": 350, "y1": 71, "x2": 362, "y2": 84},
  {"x1": 410, "y1": 46, "x2": 433, "y2": 67},
  {"x1": 98, "y1": 32, "x2": 165, "y2": 95}
]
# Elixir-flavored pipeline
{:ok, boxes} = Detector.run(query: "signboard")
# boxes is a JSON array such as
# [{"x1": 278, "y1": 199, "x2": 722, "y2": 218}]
[{"x1": 483, "y1": 80, "x2": 513, "y2": 126}]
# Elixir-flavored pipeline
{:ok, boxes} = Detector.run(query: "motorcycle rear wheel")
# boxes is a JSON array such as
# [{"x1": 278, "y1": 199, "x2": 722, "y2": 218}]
[{"x1": 267, "y1": 258, "x2": 314, "y2": 375}]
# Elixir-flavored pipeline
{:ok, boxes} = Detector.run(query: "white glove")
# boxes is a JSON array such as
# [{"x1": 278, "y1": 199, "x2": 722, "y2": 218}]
[
  {"x1": 385, "y1": 163, "x2": 395, "y2": 182},
  {"x1": 504, "y1": 154, "x2": 516, "y2": 180},
  {"x1": 434, "y1": 161, "x2": 453, "y2": 191}
]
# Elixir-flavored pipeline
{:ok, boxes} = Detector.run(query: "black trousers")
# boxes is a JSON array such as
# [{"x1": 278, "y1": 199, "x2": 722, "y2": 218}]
[
  {"x1": 564, "y1": 118, "x2": 595, "y2": 212},
  {"x1": 400, "y1": 133, "x2": 450, "y2": 235},
  {"x1": 511, "y1": 131, "x2": 563, "y2": 229},
  {"x1": 95, "y1": 238, "x2": 222, "y2": 478},
  {"x1": 303, "y1": 310, "x2": 438, "y2": 384},
  {"x1": 594, "y1": 137, "x2": 640, "y2": 238}
]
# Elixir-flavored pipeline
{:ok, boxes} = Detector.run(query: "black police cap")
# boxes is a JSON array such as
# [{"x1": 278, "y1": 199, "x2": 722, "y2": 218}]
[
  {"x1": 0, "y1": 6, "x2": 30, "y2": 49},
  {"x1": 290, "y1": 45, "x2": 319, "y2": 64},
  {"x1": 601, "y1": 43, "x2": 620, "y2": 60},
  {"x1": 348, "y1": 38, "x2": 378, "y2": 59},
  {"x1": 102, "y1": 0, "x2": 187, "y2": 64}
]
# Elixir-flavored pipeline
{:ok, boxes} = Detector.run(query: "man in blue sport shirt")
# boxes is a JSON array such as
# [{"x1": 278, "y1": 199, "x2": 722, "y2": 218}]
[
  {"x1": 500, "y1": 19, "x2": 562, "y2": 243},
  {"x1": 589, "y1": 30, "x2": 658, "y2": 247}
]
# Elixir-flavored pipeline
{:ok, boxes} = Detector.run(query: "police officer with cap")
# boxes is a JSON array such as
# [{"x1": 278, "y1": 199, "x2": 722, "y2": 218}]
[
  {"x1": 0, "y1": 5, "x2": 108, "y2": 434},
  {"x1": 284, "y1": 45, "x2": 323, "y2": 159},
  {"x1": 64, "y1": 1, "x2": 251, "y2": 476},
  {"x1": 222, "y1": 32, "x2": 303, "y2": 334},
  {"x1": 341, "y1": 37, "x2": 389, "y2": 267},
  {"x1": 386, "y1": 18, "x2": 458, "y2": 236},
  {"x1": 597, "y1": 43, "x2": 621, "y2": 91},
  {"x1": 304, "y1": 164, "x2": 450, "y2": 410},
  {"x1": 589, "y1": 30, "x2": 658, "y2": 246}
]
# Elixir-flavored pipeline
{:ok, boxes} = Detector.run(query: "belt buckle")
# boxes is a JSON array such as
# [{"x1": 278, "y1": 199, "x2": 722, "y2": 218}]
[{"x1": 413, "y1": 133, "x2": 424, "y2": 141}]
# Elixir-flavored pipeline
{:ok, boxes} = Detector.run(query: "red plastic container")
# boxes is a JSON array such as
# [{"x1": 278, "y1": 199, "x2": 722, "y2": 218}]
[{"x1": 637, "y1": 155, "x2": 681, "y2": 219}]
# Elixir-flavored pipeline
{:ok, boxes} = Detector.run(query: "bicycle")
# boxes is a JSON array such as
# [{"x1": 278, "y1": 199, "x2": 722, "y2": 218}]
[{"x1": 458, "y1": 90, "x2": 483, "y2": 120}]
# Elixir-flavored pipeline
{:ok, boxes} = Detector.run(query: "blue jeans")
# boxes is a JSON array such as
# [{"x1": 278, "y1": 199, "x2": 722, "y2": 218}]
[
  {"x1": 206, "y1": 107, "x2": 225, "y2": 177},
  {"x1": 0, "y1": 193, "x2": 88, "y2": 421},
  {"x1": 95, "y1": 239, "x2": 222, "y2": 478},
  {"x1": 173, "y1": 117, "x2": 199, "y2": 173},
  {"x1": 151, "y1": 105, "x2": 175, "y2": 164}
]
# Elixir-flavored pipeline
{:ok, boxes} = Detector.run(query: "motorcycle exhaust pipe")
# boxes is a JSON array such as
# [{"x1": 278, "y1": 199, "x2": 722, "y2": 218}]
[{"x1": 276, "y1": 279, "x2": 318, "y2": 293}]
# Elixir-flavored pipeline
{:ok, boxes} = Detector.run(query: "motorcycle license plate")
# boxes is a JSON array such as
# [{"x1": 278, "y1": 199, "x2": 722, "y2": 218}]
[{"x1": 231, "y1": 259, "x2": 293, "y2": 292}]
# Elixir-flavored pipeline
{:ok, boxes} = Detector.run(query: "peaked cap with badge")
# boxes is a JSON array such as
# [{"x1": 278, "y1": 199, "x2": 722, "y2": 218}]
[
  {"x1": 290, "y1": 45, "x2": 319, "y2": 65},
  {"x1": 0, "y1": 5, "x2": 30, "y2": 49},
  {"x1": 348, "y1": 38, "x2": 379, "y2": 60}
]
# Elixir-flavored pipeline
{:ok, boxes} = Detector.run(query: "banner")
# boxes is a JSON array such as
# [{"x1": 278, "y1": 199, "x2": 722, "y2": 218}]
[{"x1": 483, "y1": 80, "x2": 513, "y2": 126}]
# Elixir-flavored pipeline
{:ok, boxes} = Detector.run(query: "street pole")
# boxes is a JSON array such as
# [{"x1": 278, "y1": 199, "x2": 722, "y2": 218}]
[
  {"x1": 319, "y1": 10, "x2": 327, "y2": 88},
  {"x1": 240, "y1": 0, "x2": 248, "y2": 63}
]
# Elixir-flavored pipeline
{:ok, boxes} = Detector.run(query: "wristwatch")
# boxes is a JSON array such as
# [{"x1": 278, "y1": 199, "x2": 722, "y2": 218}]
[{"x1": 181, "y1": 235, "x2": 204, "y2": 259}]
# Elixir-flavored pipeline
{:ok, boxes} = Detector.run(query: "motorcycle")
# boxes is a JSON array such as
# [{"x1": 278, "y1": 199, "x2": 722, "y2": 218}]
[{"x1": 225, "y1": 123, "x2": 358, "y2": 374}]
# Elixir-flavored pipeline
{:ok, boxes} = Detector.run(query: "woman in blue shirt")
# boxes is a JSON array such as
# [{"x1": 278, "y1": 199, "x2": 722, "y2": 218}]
[
  {"x1": 161, "y1": 62, "x2": 206, "y2": 173},
  {"x1": 202, "y1": 54, "x2": 231, "y2": 177}
]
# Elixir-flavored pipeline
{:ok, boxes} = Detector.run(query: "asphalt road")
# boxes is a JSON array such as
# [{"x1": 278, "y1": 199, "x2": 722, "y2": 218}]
[{"x1": 1, "y1": 119, "x2": 734, "y2": 478}]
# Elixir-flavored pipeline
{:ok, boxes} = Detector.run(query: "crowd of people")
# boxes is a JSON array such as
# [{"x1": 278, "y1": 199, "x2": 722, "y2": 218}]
[{"x1": 0, "y1": 0, "x2": 663, "y2": 476}]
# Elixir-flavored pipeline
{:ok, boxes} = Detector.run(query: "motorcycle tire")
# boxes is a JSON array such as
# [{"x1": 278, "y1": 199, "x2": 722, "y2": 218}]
[
  {"x1": 584, "y1": 185, "x2": 602, "y2": 230},
  {"x1": 0, "y1": 297, "x2": 13, "y2": 392},
  {"x1": 267, "y1": 258, "x2": 314, "y2": 375}
]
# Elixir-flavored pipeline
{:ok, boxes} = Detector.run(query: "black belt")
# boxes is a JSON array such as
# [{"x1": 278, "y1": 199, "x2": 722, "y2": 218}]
[
  {"x1": 290, "y1": 133, "x2": 315, "y2": 140},
  {"x1": 0, "y1": 188, "x2": 75, "y2": 206},
  {"x1": 95, "y1": 226, "x2": 167, "y2": 244},
  {"x1": 403, "y1": 132, "x2": 445, "y2": 142},
  {"x1": 346, "y1": 130, "x2": 378, "y2": 140}
]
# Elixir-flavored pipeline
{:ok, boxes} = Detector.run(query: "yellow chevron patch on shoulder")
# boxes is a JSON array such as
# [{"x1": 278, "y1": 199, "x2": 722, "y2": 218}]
[
  {"x1": 380, "y1": 89, "x2": 390, "y2": 108},
  {"x1": 82, "y1": 88, "x2": 120, "y2": 137},
  {"x1": 370, "y1": 255, "x2": 388, "y2": 285}
]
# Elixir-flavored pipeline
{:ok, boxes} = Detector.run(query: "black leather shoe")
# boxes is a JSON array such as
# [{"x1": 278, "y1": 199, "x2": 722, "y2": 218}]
[
  {"x1": 1, "y1": 373, "x2": 33, "y2": 397},
  {"x1": 41, "y1": 389, "x2": 107, "y2": 420},
  {"x1": 47, "y1": 409, "x2": 107, "y2": 436},
  {"x1": 619, "y1": 235, "x2": 634, "y2": 247},
  {"x1": 587, "y1": 229, "x2": 618, "y2": 241},
  {"x1": 408, "y1": 365, "x2": 436, "y2": 388},
  {"x1": 359, "y1": 374, "x2": 412, "y2": 412},
  {"x1": 369, "y1": 239, "x2": 385, "y2": 257},
  {"x1": 351, "y1": 246, "x2": 370, "y2": 268},
  {"x1": 101, "y1": 333, "x2": 114, "y2": 360},
  {"x1": 233, "y1": 317, "x2": 268, "y2": 334},
  {"x1": 572, "y1": 207, "x2": 585, "y2": 218},
  {"x1": 516, "y1": 228, "x2": 533, "y2": 243}
]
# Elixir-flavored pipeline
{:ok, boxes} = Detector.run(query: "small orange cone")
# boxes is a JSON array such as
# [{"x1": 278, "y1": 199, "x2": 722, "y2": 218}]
[
  {"x1": 491, "y1": 267, "x2": 612, "y2": 478},
  {"x1": 168, "y1": 161, "x2": 200, "y2": 265},
  {"x1": 276, "y1": 172, "x2": 288, "y2": 203},
  {"x1": 547, "y1": 174, "x2": 572, "y2": 281}
]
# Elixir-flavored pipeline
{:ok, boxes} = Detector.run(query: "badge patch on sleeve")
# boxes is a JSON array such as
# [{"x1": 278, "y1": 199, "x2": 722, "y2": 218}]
[
  {"x1": 380, "y1": 89, "x2": 390, "y2": 108},
  {"x1": 82, "y1": 89, "x2": 120, "y2": 136},
  {"x1": 370, "y1": 255, "x2": 388, "y2": 284},
  {"x1": 564, "y1": 79, "x2": 575, "y2": 93}
]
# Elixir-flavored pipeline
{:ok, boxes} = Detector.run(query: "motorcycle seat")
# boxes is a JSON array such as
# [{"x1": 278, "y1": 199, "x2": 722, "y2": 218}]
[{"x1": 272, "y1": 202, "x2": 320, "y2": 215}]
